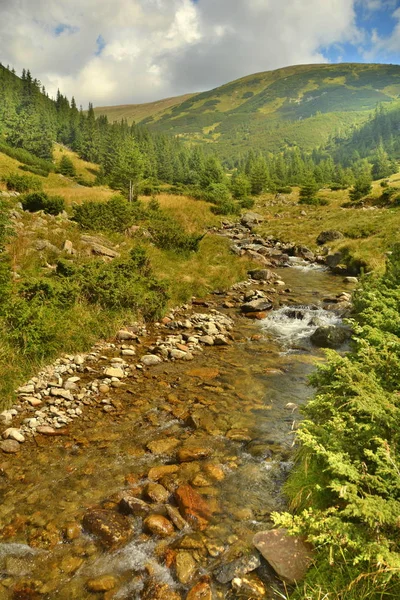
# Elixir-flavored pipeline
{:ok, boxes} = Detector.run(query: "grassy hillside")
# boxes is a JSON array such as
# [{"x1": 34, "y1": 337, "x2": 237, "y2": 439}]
[
  {"x1": 93, "y1": 93, "x2": 195, "y2": 125},
  {"x1": 95, "y1": 63, "x2": 400, "y2": 160}
]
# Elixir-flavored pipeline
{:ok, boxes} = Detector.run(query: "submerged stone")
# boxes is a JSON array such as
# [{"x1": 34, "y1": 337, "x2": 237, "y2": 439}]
[{"x1": 82, "y1": 508, "x2": 133, "y2": 549}]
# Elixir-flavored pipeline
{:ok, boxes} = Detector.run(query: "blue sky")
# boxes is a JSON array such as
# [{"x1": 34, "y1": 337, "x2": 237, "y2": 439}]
[
  {"x1": 324, "y1": 0, "x2": 400, "y2": 64},
  {"x1": 0, "y1": 0, "x2": 399, "y2": 106}
]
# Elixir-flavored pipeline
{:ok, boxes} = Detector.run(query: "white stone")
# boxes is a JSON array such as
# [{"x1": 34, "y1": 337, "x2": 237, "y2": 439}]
[
  {"x1": 141, "y1": 355, "x2": 162, "y2": 366},
  {"x1": 104, "y1": 367, "x2": 125, "y2": 379},
  {"x1": 3, "y1": 428, "x2": 25, "y2": 442}
]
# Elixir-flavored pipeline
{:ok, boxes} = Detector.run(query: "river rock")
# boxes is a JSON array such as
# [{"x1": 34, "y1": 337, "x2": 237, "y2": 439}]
[
  {"x1": 316, "y1": 230, "x2": 344, "y2": 245},
  {"x1": 231, "y1": 574, "x2": 266, "y2": 597},
  {"x1": 18, "y1": 384, "x2": 35, "y2": 394},
  {"x1": 214, "y1": 552, "x2": 261, "y2": 584},
  {"x1": 186, "y1": 577, "x2": 213, "y2": 600},
  {"x1": 344, "y1": 276, "x2": 358, "y2": 283},
  {"x1": 141, "y1": 580, "x2": 181, "y2": 600},
  {"x1": 103, "y1": 366, "x2": 125, "y2": 379},
  {"x1": 248, "y1": 268, "x2": 275, "y2": 281},
  {"x1": 86, "y1": 575, "x2": 117, "y2": 592},
  {"x1": 82, "y1": 508, "x2": 133, "y2": 549},
  {"x1": 175, "y1": 551, "x2": 197, "y2": 585},
  {"x1": 119, "y1": 495, "x2": 150, "y2": 517},
  {"x1": 175, "y1": 485, "x2": 212, "y2": 531},
  {"x1": 2, "y1": 428, "x2": 25, "y2": 442},
  {"x1": 116, "y1": 329, "x2": 137, "y2": 340},
  {"x1": 241, "y1": 300, "x2": 272, "y2": 313},
  {"x1": 144, "y1": 514, "x2": 175, "y2": 537},
  {"x1": 310, "y1": 325, "x2": 350, "y2": 348},
  {"x1": 241, "y1": 212, "x2": 264, "y2": 228},
  {"x1": 203, "y1": 463, "x2": 225, "y2": 482},
  {"x1": 148, "y1": 464, "x2": 180, "y2": 480},
  {"x1": 0, "y1": 439, "x2": 20, "y2": 453},
  {"x1": 50, "y1": 388, "x2": 74, "y2": 401},
  {"x1": 253, "y1": 528, "x2": 313, "y2": 584},
  {"x1": 186, "y1": 368, "x2": 220, "y2": 380},
  {"x1": 36, "y1": 426, "x2": 56, "y2": 435},
  {"x1": 146, "y1": 483, "x2": 170, "y2": 503},
  {"x1": 166, "y1": 505, "x2": 188, "y2": 530},
  {"x1": 141, "y1": 354, "x2": 162, "y2": 366},
  {"x1": 147, "y1": 437, "x2": 180, "y2": 455},
  {"x1": 177, "y1": 446, "x2": 212, "y2": 463}
]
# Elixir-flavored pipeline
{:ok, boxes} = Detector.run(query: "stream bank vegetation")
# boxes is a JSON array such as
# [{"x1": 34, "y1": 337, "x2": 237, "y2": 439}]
[{"x1": 273, "y1": 246, "x2": 400, "y2": 599}]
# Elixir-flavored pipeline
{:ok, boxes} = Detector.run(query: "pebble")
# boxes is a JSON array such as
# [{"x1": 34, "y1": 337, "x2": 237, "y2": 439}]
[
  {"x1": 144, "y1": 514, "x2": 175, "y2": 537},
  {"x1": 2, "y1": 428, "x2": 25, "y2": 442},
  {"x1": 0, "y1": 439, "x2": 20, "y2": 453}
]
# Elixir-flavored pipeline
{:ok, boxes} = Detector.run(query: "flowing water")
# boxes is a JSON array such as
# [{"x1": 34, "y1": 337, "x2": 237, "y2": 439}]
[{"x1": 0, "y1": 266, "x2": 351, "y2": 599}]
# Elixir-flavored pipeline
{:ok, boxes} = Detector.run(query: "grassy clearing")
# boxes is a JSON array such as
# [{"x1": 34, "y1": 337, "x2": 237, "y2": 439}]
[
  {"x1": 53, "y1": 143, "x2": 99, "y2": 182},
  {"x1": 255, "y1": 170, "x2": 400, "y2": 272}
]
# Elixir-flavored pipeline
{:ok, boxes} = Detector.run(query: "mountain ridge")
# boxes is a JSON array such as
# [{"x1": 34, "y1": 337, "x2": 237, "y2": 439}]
[{"x1": 93, "y1": 62, "x2": 400, "y2": 160}]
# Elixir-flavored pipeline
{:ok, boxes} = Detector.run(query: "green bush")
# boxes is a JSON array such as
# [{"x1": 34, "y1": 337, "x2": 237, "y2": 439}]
[
  {"x1": 276, "y1": 185, "x2": 292, "y2": 194},
  {"x1": 299, "y1": 196, "x2": 329, "y2": 206},
  {"x1": 147, "y1": 213, "x2": 203, "y2": 253},
  {"x1": 273, "y1": 246, "x2": 400, "y2": 598},
  {"x1": 0, "y1": 141, "x2": 53, "y2": 174},
  {"x1": 75, "y1": 176, "x2": 95, "y2": 187},
  {"x1": 72, "y1": 196, "x2": 144, "y2": 232},
  {"x1": 22, "y1": 192, "x2": 65, "y2": 215},
  {"x1": 58, "y1": 155, "x2": 76, "y2": 177},
  {"x1": 240, "y1": 197, "x2": 255, "y2": 209},
  {"x1": 4, "y1": 173, "x2": 42, "y2": 193},
  {"x1": 210, "y1": 200, "x2": 241, "y2": 215},
  {"x1": 19, "y1": 165, "x2": 49, "y2": 177}
]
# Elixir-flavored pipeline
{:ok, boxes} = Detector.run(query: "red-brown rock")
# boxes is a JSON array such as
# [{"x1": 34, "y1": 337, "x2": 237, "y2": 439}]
[
  {"x1": 186, "y1": 576, "x2": 213, "y2": 600},
  {"x1": 253, "y1": 528, "x2": 313, "y2": 584},
  {"x1": 175, "y1": 485, "x2": 212, "y2": 531}
]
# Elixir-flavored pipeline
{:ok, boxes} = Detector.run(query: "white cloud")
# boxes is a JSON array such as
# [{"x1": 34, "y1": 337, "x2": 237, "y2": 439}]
[{"x1": 0, "y1": 0, "x2": 362, "y2": 107}]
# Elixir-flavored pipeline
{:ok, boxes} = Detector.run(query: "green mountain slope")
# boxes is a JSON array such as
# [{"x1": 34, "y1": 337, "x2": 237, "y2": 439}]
[
  {"x1": 95, "y1": 63, "x2": 400, "y2": 160},
  {"x1": 93, "y1": 93, "x2": 196, "y2": 125}
]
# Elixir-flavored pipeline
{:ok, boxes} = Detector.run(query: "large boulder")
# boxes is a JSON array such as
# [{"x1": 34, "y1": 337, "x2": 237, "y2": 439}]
[
  {"x1": 248, "y1": 269, "x2": 276, "y2": 281},
  {"x1": 241, "y1": 212, "x2": 264, "y2": 228},
  {"x1": 253, "y1": 528, "x2": 313, "y2": 584},
  {"x1": 316, "y1": 230, "x2": 344, "y2": 245},
  {"x1": 310, "y1": 325, "x2": 350, "y2": 349}
]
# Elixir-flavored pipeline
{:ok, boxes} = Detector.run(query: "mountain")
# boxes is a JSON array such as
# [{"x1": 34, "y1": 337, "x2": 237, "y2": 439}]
[
  {"x1": 94, "y1": 63, "x2": 400, "y2": 161},
  {"x1": 93, "y1": 93, "x2": 195, "y2": 126}
]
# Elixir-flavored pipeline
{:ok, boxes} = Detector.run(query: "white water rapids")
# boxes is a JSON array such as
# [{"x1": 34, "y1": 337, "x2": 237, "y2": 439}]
[{"x1": 261, "y1": 304, "x2": 342, "y2": 347}]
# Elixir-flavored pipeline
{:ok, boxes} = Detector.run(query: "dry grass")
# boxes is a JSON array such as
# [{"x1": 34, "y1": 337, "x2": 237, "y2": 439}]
[
  {"x1": 53, "y1": 143, "x2": 99, "y2": 181},
  {"x1": 141, "y1": 193, "x2": 220, "y2": 232}
]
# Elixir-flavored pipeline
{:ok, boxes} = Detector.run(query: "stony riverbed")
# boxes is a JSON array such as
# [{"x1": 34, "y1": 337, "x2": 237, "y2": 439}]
[{"x1": 0, "y1": 221, "x2": 355, "y2": 600}]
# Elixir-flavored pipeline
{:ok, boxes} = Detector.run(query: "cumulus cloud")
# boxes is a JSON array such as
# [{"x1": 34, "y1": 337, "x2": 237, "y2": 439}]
[{"x1": 0, "y1": 0, "x2": 364, "y2": 106}]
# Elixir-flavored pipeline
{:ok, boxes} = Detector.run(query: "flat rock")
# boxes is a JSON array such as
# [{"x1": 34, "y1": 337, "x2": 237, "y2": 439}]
[
  {"x1": 0, "y1": 439, "x2": 20, "y2": 453},
  {"x1": 177, "y1": 446, "x2": 212, "y2": 463},
  {"x1": 186, "y1": 578, "x2": 213, "y2": 600},
  {"x1": 147, "y1": 437, "x2": 181, "y2": 455},
  {"x1": 82, "y1": 508, "x2": 133, "y2": 549},
  {"x1": 175, "y1": 551, "x2": 197, "y2": 585},
  {"x1": 116, "y1": 329, "x2": 137, "y2": 340},
  {"x1": 148, "y1": 464, "x2": 180, "y2": 480},
  {"x1": 104, "y1": 367, "x2": 125, "y2": 379},
  {"x1": 50, "y1": 388, "x2": 74, "y2": 401},
  {"x1": 144, "y1": 514, "x2": 175, "y2": 537},
  {"x1": 119, "y1": 494, "x2": 150, "y2": 518},
  {"x1": 175, "y1": 485, "x2": 212, "y2": 531},
  {"x1": 186, "y1": 368, "x2": 220, "y2": 380},
  {"x1": 36, "y1": 426, "x2": 56, "y2": 435},
  {"x1": 86, "y1": 575, "x2": 117, "y2": 592},
  {"x1": 241, "y1": 300, "x2": 272, "y2": 313},
  {"x1": 310, "y1": 325, "x2": 350, "y2": 349},
  {"x1": 141, "y1": 580, "x2": 181, "y2": 600},
  {"x1": 253, "y1": 528, "x2": 313, "y2": 584},
  {"x1": 145, "y1": 483, "x2": 170, "y2": 503},
  {"x1": 214, "y1": 552, "x2": 261, "y2": 584}
]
